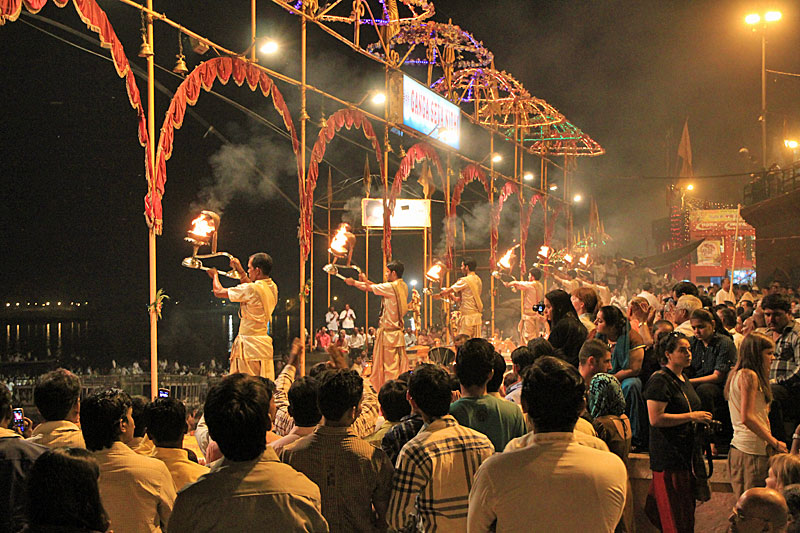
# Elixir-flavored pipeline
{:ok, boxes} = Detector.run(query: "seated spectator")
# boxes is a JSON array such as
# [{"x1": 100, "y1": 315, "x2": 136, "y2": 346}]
[
  {"x1": 729, "y1": 487, "x2": 789, "y2": 532},
  {"x1": 486, "y1": 351, "x2": 508, "y2": 398},
  {"x1": 595, "y1": 305, "x2": 648, "y2": 451},
  {"x1": 578, "y1": 339, "x2": 612, "y2": 387},
  {"x1": 687, "y1": 308, "x2": 736, "y2": 450},
  {"x1": 270, "y1": 376, "x2": 320, "y2": 455},
  {"x1": 453, "y1": 334, "x2": 469, "y2": 350},
  {"x1": 768, "y1": 454, "x2": 800, "y2": 492},
  {"x1": 784, "y1": 484, "x2": 800, "y2": 533},
  {"x1": 572, "y1": 286, "x2": 599, "y2": 335},
  {"x1": 146, "y1": 398, "x2": 208, "y2": 491},
  {"x1": 388, "y1": 364, "x2": 494, "y2": 532},
  {"x1": 506, "y1": 339, "x2": 555, "y2": 405},
  {"x1": 272, "y1": 341, "x2": 379, "y2": 439},
  {"x1": 82, "y1": 388, "x2": 176, "y2": 533},
  {"x1": 468, "y1": 356, "x2": 627, "y2": 532},
  {"x1": 672, "y1": 295, "x2": 702, "y2": 337},
  {"x1": 281, "y1": 369, "x2": 393, "y2": 532},
  {"x1": 544, "y1": 289, "x2": 588, "y2": 367},
  {"x1": 170, "y1": 374, "x2": 327, "y2": 532},
  {"x1": 1, "y1": 382, "x2": 47, "y2": 533},
  {"x1": 29, "y1": 368, "x2": 85, "y2": 449},
  {"x1": 450, "y1": 339, "x2": 527, "y2": 451},
  {"x1": 640, "y1": 320, "x2": 674, "y2": 385},
  {"x1": 128, "y1": 395, "x2": 155, "y2": 456},
  {"x1": 366, "y1": 379, "x2": 410, "y2": 446},
  {"x1": 718, "y1": 306, "x2": 744, "y2": 349},
  {"x1": 25, "y1": 447, "x2": 109, "y2": 533}
]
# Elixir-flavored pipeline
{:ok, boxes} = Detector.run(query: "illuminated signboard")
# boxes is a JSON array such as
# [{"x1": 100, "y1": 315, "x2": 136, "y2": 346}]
[
  {"x1": 389, "y1": 73, "x2": 461, "y2": 149},
  {"x1": 361, "y1": 198, "x2": 431, "y2": 228}
]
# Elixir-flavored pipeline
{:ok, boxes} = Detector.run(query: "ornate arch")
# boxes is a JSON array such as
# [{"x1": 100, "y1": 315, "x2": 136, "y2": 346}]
[
  {"x1": 302, "y1": 107, "x2": 384, "y2": 261},
  {"x1": 151, "y1": 56, "x2": 300, "y2": 234},
  {"x1": 445, "y1": 163, "x2": 491, "y2": 268},
  {"x1": 384, "y1": 141, "x2": 444, "y2": 259}
]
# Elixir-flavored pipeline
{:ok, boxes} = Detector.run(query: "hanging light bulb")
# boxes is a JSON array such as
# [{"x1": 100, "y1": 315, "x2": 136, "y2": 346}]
[{"x1": 172, "y1": 29, "x2": 189, "y2": 76}]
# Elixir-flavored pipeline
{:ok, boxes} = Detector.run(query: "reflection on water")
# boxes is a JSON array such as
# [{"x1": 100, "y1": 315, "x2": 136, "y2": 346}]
[{"x1": 1, "y1": 320, "x2": 90, "y2": 363}]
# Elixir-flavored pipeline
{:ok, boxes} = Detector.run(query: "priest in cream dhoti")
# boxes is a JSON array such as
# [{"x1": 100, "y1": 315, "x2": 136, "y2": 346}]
[
  {"x1": 345, "y1": 260, "x2": 408, "y2": 390},
  {"x1": 502, "y1": 267, "x2": 545, "y2": 345},
  {"x1": 208, "y1": 253, "x2": 277, "y2": 379},
  {"x1": 436, "y1": 257, "x2": 483, "y2": 338}
]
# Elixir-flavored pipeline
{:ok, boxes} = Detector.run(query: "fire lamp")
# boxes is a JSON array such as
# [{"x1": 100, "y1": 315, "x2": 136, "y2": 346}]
[{"x1": 181, "y1": 210, "x2": 240, "y2": 279}]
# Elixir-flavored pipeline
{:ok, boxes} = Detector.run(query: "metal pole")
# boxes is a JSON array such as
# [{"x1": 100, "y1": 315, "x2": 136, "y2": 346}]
[
  {"x1": 489, "y1": 134, "x2": 495, "y2": 337},
  {"x1": 423, "y1": 225, "x2": 427, "y2": 329},
  {"x1": 382, "y1": 66, "x2": 390, "y2": 276},
  {"x1": 761, "y1": 31, "x2": 767, "y2": 169},
  {"x1": 327, "y1": 169, "x2": 332, "y2": 307},
  {"x1": 146, "y1": 0, "x2": 158, "y2": 399},
  {"x1": 299, "y1": 14, "x2": 307, "y2": 375},
  {"x1": 730, "y1": 204, "x2": 741, "y2": 288},
  {"x1": 365, "y1": 227, "x2": 369, "y2": 329},
  {"x1": 251, "y1": 0, "x2": 256, "y2": 62}
]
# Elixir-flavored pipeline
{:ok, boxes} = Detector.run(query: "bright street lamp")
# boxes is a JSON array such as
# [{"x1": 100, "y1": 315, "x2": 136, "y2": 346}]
[
  {"x1": 785, "y1": 139, "x2": 799, "y2": 149},
  {"x1": 686, "y1": 184, "x2": 695, "y2": 191},
  {"x1": 523, "y1": 173, "x2": 534, "y2": 181},
  {"x1": 573, "y1": 194, "x2": 582, "y2": 203},
  {"x1": 371, "y1": 92, "x2": 386, "y2": 105},
  {"x1": 745, "y1": 10, "x2": 782, "y2": 169},
  {"x1": 491, "y1": 153, "x2": 502, "y2": 163},
  {"x1": 259, "y1": 40, "x2": 278, "y2": 54}
]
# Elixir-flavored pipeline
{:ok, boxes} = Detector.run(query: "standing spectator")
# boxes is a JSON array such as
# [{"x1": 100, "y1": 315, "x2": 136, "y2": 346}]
[
  {"x1": 128, "y1": 395, "x2": 155, "y2": 456},
  {"x1": 644, "y1": 333, "x2": 712, "y2": 533},
  {"x1": 281, "y1": 369, "x2": 393, "y2": 533},
  {"x1": 81, "y1": 388, "x2": 176, "y2": 533},
  {"x1": 1, "y1": 383, "x2": 46, "y2": 533},
  {"x1": 326, "y1": 306, "x2": 340, "y2": 334},
  {"x1": 572, "y1": 286, "x2": 599, "y2": 335},
  {"x1": 170, "y1": 374, "x2": 327, "y2": 532},
  {"x1": 594, "y1": 305, "x2": 647, "y2": 450},
  {"x1": 28, "y1": 368, "x2": 85, "y2": 449},
  {"x1": 762, "y1": 294, "x2": 800, "y2": 445},
  {"x1": 339, "y1": 304, "x2": 356, "y2": 334},
  {"x1": 366, "y1": 380, "x2": 410, "y2": 446},
  {"x1": 468, "y1": 356, "x2": 627, "y2": 532},
  {"x1": 726, "y1": 333, "x2": 787, "y2": 499},
  {"x1": 270, "y1": 376, "x2": 320, "y2": 455},
  {"x1": 450, "y1": 338, "x2": 527, "y2": 452},
  {"x1": 486, "y1": 351, "x2": 508, "y2": 398},
  {"x1": 544, "y1": 289, "x2": 588, "y2": 367},
  {"x1": 388, "y1": 364, "x2": 493, "y2": 532},
  {"x1": 147, "y1": 398, "x2": 209, "y2": 491},
  {"x1": 25, "y1": 448, "x2": 109, "y2": 533},
  {"x1": 687, "y1": 308, "x2": 737, "y2": 449},
  {"x1": 716, "y1": 277, "x2": 735, "y2": 306}
]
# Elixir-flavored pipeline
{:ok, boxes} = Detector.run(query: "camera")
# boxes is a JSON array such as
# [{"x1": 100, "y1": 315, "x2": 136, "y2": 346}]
[{"x1": 533, "y1": 303, "x2": 545, "y2": 313}]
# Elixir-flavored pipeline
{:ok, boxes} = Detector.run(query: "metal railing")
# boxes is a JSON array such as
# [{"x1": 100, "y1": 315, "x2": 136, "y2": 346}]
[{"x1": 744, "y1": 162, "x2": 800, "y2": 205}]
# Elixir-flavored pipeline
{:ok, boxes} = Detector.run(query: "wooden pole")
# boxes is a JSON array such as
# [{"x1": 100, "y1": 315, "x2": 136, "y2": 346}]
[
  {"x1": 365, "y1": 227, "x2": 369, "y2": 329},
  {"x1": 250, "y1": 0, "x2": 256, "y2": 62},
  {"x1": 489, "y1": 134, "x2": 495, "y2": 337},
  {"x1": 730, "y1": 204, "x2": 741, "y2": 288},
  {"x1": 146, "y1": 0, "x2": 158, "y2": 399},
  {"x1": 299, "y1": 14, "x2": 307, "y2": 375},
  {"x1": 327, "y1": 168, "x2": 332, "y2": 307}
]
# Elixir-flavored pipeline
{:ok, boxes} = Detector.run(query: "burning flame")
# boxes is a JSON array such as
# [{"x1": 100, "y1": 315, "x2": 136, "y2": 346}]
[
  {"x1": 563, "y1": 253, "x2": 573, "y2": 264},
  {"x1": 538, "y1": 245, "x2": 551, "y2": 259},
  {"x1": 330, "y1": 224, "x2": 349, "y2": 255},
  {"x1": 579, "y1": 253, "x2": 591, "y2": 267},
  {"x1": 497, "y1": 246, "x2": 517, "y2": 270},
  {"x1": 426, "y1": 263, "x2": 443, "y2": 282},
  {"x1": 190, "y1": 215, "x2": 215, "y2": 237}
]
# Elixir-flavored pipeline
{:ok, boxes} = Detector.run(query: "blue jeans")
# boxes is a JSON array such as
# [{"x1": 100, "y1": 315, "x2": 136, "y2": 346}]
[{"x1": 621, "y1": 377, "x2": 647, "y2": 448}]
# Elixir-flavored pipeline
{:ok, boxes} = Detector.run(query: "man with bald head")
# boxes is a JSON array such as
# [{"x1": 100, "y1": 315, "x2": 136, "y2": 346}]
[{"x1": 729, "y1": 487, "x2": 789, "y2": 532}]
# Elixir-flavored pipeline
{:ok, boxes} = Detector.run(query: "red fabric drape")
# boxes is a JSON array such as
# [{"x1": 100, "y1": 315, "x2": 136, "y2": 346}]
[
  {"x1": 302, "y1": 108, "x2": 383, "y2": 262},
  {"x1": 445, "y1": 164, "x2": 492, "y2": 268},
  {"x1": 489, "y1": 182, "x2": 518, "y2": 270},
  {"x1": 2, "y1": 0, "x2": 149, "y2": 218},
  {"x1": 384, "y1": 142, "x2": 444, "y2": 259},
  {"x1": 152, "y1": 56, "x2": 300, "y2": 234}
]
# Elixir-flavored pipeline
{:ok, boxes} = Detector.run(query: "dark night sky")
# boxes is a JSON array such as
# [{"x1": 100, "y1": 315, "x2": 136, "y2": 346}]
[{"x1": 1, "y1": 0, "x2": 799, "y2": 361}]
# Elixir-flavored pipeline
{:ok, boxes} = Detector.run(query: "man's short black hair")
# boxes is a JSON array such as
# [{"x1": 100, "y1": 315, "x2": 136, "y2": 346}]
[
  {"x1": 378, "y1": 380, "x2": 411, "y2": 422},
  {"x1": 521, "y1": 356, "x2": 585, "y2": 433},
  {"x1": 130, "y1": 396, "x2": 150, "y2": 438},
  {"x1": 486, "y1": 352, "x2": 507, "y2": 394},
  {"x1": 642, "y1": 282, "x2": 653, "y2": 292},
  {"x1": 510, "y1": 346, "x2": 535, "y2": 371},
  {"x1": 408, "y1": 364, "x2": 452, "y2": 418},
  {"x1": 250, "y1": 253, "x2": 273, "y2": 276},
  {"x1": 762, "y1": 293, "x2": 791, "y2": 313},
  {"x1": 288, "y1": 377, "x2": 321, "y2": 427},
  {"x1": 204, "y1": 373, "x2": 271, "y2": 462},
  {"x1": 455, "y1": 338, "x2": 495, "y2": 387},
  {"x1": 145, "y1": 398, "x2": 187, "y2": 445},
  {"x1": 717, "y1": 307, "x2": 737, "y2": 329},
  {"x1": 672, "y1": 281, "x2": 699, "y2": 298},
  {"x1": 317, "y1": 369, "x2": 363, "y2": 422},
  {"x1": 81, "y1": 388, "x2": 132, "y2": 451},
  {"x1": 387, "y1": 260, "x2": 404, "y2": 277},
  {"x1": 0, "y1": 383, "x2": 12, "y2": 422},
  {"x1": 528, "y1": 267, "x2": 542, "y2": 281},
  {"x1": 34, "y1": 369, "x2": 81, "y2": 421},
  {"x1": 525, "y1": 337, "x2": 556, "y2": 361},
  {"x1": 461, "y1": 257, "x2": 477, "y2": 271},
  {"x1": 578, "y1": 339, "x2": 610, "y2": 366}
]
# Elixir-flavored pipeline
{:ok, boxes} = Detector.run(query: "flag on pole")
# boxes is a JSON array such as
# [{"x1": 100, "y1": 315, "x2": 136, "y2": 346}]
[
  {"x1": 677, "y1": 118, "x2": 693, "y2": 178},
  {"x1": 363, "y1": 155, "x2": 371, "y2": 197},
  {"x1": 417, "y1": 162, "x2": 435, "y2": 198}
]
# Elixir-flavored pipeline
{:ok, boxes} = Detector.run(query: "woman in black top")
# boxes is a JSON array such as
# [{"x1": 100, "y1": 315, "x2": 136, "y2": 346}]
[
  {"x1": 644, "y1": 332, "x2": 712, "y2": 533},
  {"x1": 544, "y1": 289, "x2": 587, "y2": 367}
]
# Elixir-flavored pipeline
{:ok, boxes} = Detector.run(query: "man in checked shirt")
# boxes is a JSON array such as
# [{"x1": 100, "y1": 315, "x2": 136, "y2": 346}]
[
  {"x1": 388, "y1": 364, "x2": 494, "y2": 532},
  {"x1": 762, "y1": 294, "x2": 800, "y2": 445}
]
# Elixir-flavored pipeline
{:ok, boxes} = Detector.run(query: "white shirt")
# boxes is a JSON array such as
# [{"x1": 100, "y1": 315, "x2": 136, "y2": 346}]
[
  {"x1": 325, "y1": 311, "x2": 339, "y2": 331},
  {"x1": 675, "y1": 320, "x2": 695, "y2": 337},
  {"x1": 339, "y1": 308, "x2": 356, "y2": 329},
  {"x1": 468, "y1": 432, "x2": 627, "y2": 533},
  {"x1": 716, "y1": 288, "x2": 734, "y2": 305},
  {"x1": 637, "y1": 290, "x2": 660, "y2": 310},
  {"x1": 509, "y1": 280, "x2": 543, "y2": 314},
  {"x1": 372, "y1": 281, "x2": 403, "y2": 327}
]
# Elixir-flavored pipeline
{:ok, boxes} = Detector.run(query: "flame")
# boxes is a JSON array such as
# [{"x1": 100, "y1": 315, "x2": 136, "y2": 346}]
[
  {"x1": 538, "y1": 245, "x2": 551, "y2": 259},
  {"x1": 426, "y1": 263, "x2": 443, "y2": 282},
  {"x1": 497, "y1": 246, "x2": 516, "y2": 270},
  {"x1": 190, "y1": 215, "x2": 215, "y2": 237},
  {"x1": 330, "y1": 224, "x2": 349, "y2": 255},
  {"x1": 579, "y1": 253, "x2": 591, "y2": 267},
  {"x1": 563, "y1": 253, "x2": 573, "y2": 264}
]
